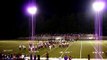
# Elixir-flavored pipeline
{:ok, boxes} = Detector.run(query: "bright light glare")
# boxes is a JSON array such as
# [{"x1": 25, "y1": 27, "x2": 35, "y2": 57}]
[
  {"x1": 88, "y1": 37, "x2": 93, "y2": 39},
  {"x1": 27, "y1": 6, "x2": 37, "y2": 15},
  {"x1": 96, "y1": 41, "x2": 102, "y2": 44},
  {"x1": 92, "y1": 1, "x2": 105, "y2": 12},
  {"x1": 56, "y1": 37, "x2": 62, "y2": 40}
]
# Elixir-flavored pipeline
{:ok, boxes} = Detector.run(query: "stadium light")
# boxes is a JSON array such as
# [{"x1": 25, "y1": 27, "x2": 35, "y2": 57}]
[
  {"x1": 92, "y1": 1, "x2": 106, "y2": 59},
  {"x1": 26, "y1": 5, "x2": 37, "y2": 40},
  {"x1": 27, "y1": 6, "x2": 37, "y2": 15},
  {"x1": 92, "y1": 1, "x2": 106, "y2": 40},
  {"x1": 92, "y1": 1, "x2": 105, "y2": 12},
  {"x1": 26, "y1": 4, "x2": 38, "y2": 52}
]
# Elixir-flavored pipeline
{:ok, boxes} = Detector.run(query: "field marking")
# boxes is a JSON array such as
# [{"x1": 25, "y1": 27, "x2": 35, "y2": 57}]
[
  {"x1": 80, "y1": 41, "x2": 82, "y2": 59},
  {"x1": 89, "y1": 41, "x2": 103, "y2": 59},
  {"x1": 60, "y1": 42, "x2": 73, "y2": 57},
  {"x1": 90, "y1": 42, "x2": 103, "y2": 59}
]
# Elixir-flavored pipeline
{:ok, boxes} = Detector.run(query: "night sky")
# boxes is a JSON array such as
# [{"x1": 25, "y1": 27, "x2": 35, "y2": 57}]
[{"x1": 0, "y1": 0, "x2": 107, "y2": 39}]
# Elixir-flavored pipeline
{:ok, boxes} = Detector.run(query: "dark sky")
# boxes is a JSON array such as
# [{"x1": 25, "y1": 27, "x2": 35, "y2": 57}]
[{"x1": 0, "y1": 0, "x2": 107, "y2": 39}]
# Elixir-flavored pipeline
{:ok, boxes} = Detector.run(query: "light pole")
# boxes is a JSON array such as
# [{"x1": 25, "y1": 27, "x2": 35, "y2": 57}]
[
  {"x1": 27, "y1": 4, "x2": 37, "y2": 52},
  {"x1": 92, "y1": 1, "x2": 105, "y2": 59},
  {"x1": 27, "y1": 5, "x2": 37, "y2": 40}
]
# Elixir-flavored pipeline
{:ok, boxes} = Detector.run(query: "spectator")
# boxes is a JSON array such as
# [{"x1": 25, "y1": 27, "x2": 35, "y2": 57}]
[
  {"x1": 30, "y1": 54, "x2": 32, "y2": 60},
  {"x1": 34, "y1": 55, "x2": 36, "y2": 60},
  {"x1": 46, "y1": 52, "x2": 49, "y2": 60},
  {"x1": 88, "y1": 54, "x2": 90, "y2": 60},
  {"x1": 69, "y1": 56, "x2": 72, "y2": 60},
  {"x1": 37, "y1": 55, "x2": 40, "y2": 60},
  {"x1": 105, "y1": 51, "x2": 107, "y2": 56},
  {"x1": 0, "y1": 53, "x2": 2, "y2": 59},
  {"x1": 64, "y1": 55, "x2": 68, "y2": 60}
]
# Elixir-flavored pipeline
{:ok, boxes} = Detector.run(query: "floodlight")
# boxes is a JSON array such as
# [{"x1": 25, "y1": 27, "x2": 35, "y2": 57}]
[
  {"x1": 92, "y1": 1, "x2": 105, "y2": 12},
  {"x1": 27, "y1": 6, "x2": 37, "y2": 15}
]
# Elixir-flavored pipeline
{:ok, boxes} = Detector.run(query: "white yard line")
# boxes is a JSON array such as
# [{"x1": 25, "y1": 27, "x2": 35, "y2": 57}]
[
  {"x1": 60, "y1": 43, "x2": 72, "y2": 57},
  {"x1": 89, "y1": 41, "x2": 103, "y2": 59},
  {"x1": 80, "y1": 41, "x2": 82, "y2": 59}
]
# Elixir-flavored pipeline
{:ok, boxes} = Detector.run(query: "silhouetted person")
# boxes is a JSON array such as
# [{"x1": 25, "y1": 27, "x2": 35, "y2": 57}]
[
  {"x1": 105, "y1": 51, "x2": 107, "y2": 56},
  {"x1": 10, "y1": 54, "x2": 13, "y2": 58},
  {"x1": 37, "y1": 55, "x2": 40, "y2": 60},
  {"x1": 69, "y1": 56, "x2": 72, "y2": 60},
  {"x1": 46, "y1": 52, "x2": 49, "y2": 60},
  {"x1": 34, "y1": 55, "x2": 36, "y2": 60},
  {"x1": 0, "y1": 53, "x2": 2, "y2": 60},
  {"x1": 64, "y1": 55, "x2": 68, "y2": 60},
  {"x1": 30, "y1": 54, "x2": 32, "y2": 60},
  {"x1": 88, "y1": 54, "x2": 90, "y2": 60},
  {"x1": 8, "y1": 54, "x2": 12, "y2": 60}
]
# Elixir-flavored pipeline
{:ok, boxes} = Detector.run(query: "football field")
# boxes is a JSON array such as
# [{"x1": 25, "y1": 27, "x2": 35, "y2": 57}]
[{"x1": 0, "y1": 40, "x2": 107, "y2": 59}]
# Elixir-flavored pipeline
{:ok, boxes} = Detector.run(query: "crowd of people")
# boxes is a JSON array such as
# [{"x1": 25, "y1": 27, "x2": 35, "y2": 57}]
[
  {"x1": 0, "y1": 41, "x2": 71, "y2": 60},
  {"x1": 0, "y1": 53, "x2": 25, "y2": 60},
  {"x1": 59, "y1": 42, "x2": 69, "y2": 47},
  {"x1": 29, "y1": 41, "x2": 70, "y2": 52},
  {"x1": 0, "y1": 34, "x2": 101, "y2": 60},
  {"x1": 0, "y1": 53, "x2": 42, "y2": 60},
  {"x1": 18, "y1": 33, "x2": 96, "y2": 41},
  {"x1": 0, "y1": 53, "x2": 73, "y2": 60},
  {"x1": 17, "y1": 40, "x2": 70, "y2": 53},
  {"x1": 19, "y1": 33, "x2": 90, "y2": 40}
]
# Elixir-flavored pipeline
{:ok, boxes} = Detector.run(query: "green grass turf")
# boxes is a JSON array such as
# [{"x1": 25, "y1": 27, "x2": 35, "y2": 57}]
[{"x1": 0, "y1": 40, "x2": 107, "y2": 58}]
